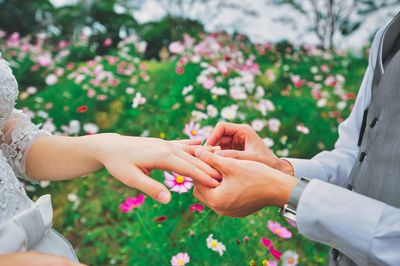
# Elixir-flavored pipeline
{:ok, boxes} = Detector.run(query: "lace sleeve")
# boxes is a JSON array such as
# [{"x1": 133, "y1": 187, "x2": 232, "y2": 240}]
[{"x1": 0, "y1": 109, "x2": 51, "y2": 181}]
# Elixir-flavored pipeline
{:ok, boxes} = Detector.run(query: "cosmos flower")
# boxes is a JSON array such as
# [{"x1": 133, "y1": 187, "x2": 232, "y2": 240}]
[
  {"x1": 170, "y1": 252, "x2": 190, "y2": 266},
  {"x1": 119, "y1": 194, "x2": 146, "y2": 213},
  {"x1": 189, "y1": 203, "x2": 204, "y2": 213},
  {"x1": 267, "y1": 221, "x2": 292, "y2": 239},
  {"x1": 132, "y1": 92, "x2": 146, "y2": 108},
  {"x1": 281, "y1": 251, "x2": 299, "y2": 266},
  {"x1": 164, "y1": 172, "x2": 193, "y2": 194},
  {"x1": 206, "y1": 234, "x2": 226, "y2": 256},
  {"x1": 183, "y1": 121, "x2": 207, "y2": 140},
  {"x1": 260, "y1": 238, "x2": 282, "y2": 260}
]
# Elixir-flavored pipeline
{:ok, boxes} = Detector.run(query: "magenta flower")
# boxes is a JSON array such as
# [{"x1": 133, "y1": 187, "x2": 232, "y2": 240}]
[
  {"x1": 267, "y1": 221, "x2": 292, "y2": 239},
  {"x1": 119, "y1": 194, "x2": 145, "y2": 213},
  {"x1": 164, "y1": 172, "x2": 193, "y2": 193},
  {"x1": 189, "y1": 203, "x2": 204, "y2": 213},
  {"x1": 260, "y1": 238, "x2": 282, "y2": 260},
  {"x1": 183, "y1": 121, "x2": 206, "y2": 140},
  {"x1": 170, "y1": 252, "x2": 190, "y2": 266}
]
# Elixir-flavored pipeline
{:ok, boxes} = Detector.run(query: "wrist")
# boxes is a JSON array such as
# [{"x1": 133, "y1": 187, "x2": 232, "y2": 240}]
[
  {"x1": 268, "y1": 170, "x2": 298, "y2": 208},
  {"x1": 279, "y1": 158, "x2": 295, "y2": 176},
  {"x1": 81, "y1": 133, "x2": 121, "y2": 166}
]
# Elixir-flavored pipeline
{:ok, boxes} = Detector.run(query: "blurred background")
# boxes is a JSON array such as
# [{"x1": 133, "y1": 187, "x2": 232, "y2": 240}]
[{"x1": 0, "y1": 0, "x2": 399, "y2": 265}]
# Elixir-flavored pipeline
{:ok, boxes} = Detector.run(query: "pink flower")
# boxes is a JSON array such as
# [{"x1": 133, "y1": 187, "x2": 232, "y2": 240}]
[
  {"x1": 202, "y1": 79, "x2": 215, "y2": 89},
  {"x1": 260, "y1": 238, "x2": 283, "y2": 260},
  {"x1": 103, "y1": 38, "x2": 113, "y2": 47},
  {"x1": 164, "y1": 172, "x2": 193, "y2": 193},
  {"x1": 183, "y1": 121, "x2": 207, "y2": 140},
  {"x1": 169, "y1": 41, "x2": 185, "y2": 54},
  {"x1": 267, "y1": 221, "x2": 292, "y2": 239},
  {"x1": 119, "y1": 194, "x2": 146, "y2": 213},
  {"x1": 190, "y1": 203, "x2": 204, "y2": 213},
  {"x1": 262, "y1": 260, "x2": 278, "y2": 266},
  {"x1": 170, "y1": 252, "x2": 190, "y2": 266}
]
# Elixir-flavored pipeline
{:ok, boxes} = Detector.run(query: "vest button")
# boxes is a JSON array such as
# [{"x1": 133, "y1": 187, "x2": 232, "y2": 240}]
[
  {"x1": 346, "y1": 184, "x2": 354, "y2": 191},
  {"x1": 359, "y1": 152, "x2": 366, "y2": 162},
  {"x1": 370, "y1": 118, "x2": 378, "y2": 128},
  {"x1": 332, "y1": 248, "x2": 340, "y2": 261}
]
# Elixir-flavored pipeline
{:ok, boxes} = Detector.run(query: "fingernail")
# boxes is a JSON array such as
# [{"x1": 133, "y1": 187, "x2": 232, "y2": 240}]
[
  {"x1": 195, "y1": 148, "x2": 207, "y2": 157},
  {"x1": 157, "y1": 191, "x2": 171, "y2": 204}
]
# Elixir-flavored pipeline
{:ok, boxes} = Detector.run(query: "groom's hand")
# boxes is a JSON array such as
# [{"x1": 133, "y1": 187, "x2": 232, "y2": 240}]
[
  {"x1": 192, "y1": 148, "x2": 298, "y2": 217},
  {"x1": 206, "y1": 122, "x2": 294, "y2": 175}
]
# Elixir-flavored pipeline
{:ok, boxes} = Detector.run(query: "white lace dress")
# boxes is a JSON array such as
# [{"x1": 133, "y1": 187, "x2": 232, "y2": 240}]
[{"x1": 0, "y1": 55, "x2": 78, "y2": 261}]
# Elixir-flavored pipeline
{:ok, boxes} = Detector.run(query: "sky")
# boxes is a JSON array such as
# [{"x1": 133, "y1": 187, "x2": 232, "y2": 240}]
[
  {"x1": 50, "y1": 0, "x2": 399, "y2": 49},
  {"x1": 134, "y1": 0, "x2": 398, "y2": 49}
]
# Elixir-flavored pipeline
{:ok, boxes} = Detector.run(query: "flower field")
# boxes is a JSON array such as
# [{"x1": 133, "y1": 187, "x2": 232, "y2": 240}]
[{"x1": 1, "y1": 30, "x2": 369, "y2": 265}]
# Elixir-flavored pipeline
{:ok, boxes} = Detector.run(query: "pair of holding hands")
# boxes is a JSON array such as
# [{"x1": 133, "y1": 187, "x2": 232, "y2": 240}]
[{"x1": 108, "y1": 122, "x2": 298, "y2": 218}]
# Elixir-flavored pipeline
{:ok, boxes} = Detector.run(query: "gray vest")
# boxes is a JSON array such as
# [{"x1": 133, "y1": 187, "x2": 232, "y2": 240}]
[{"x1": 329, "y1": 13, "x2": 400, "y2": 266}]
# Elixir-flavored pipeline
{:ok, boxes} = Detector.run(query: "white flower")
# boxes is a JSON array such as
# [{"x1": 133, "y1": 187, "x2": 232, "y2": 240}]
[
  {"x1": 251, "y1": 119, "x2": 265, "y2": 132},
  {"x1": 337, "y1": 101, "x2": 346, "y2": 110},
  {"x1": 296, "y1": 124, "x2": 310, "y2": 134},
  {"x1": 268, "y1": 118, "x2": 281, "y2": 133},
  {"x1": 45, "y1": 74, "x2": 58, "y2": 85},
  {"x1": 182, "y1": 85, "x2": 194, "y2": 96},
  {"x1": 42, "y1": 119, "x2": 57, "y2": 133},
  {"x1": 206, "y1": 234, "x2": 226, "y2": 256},
  {"x1": 229, "y1": 86, "x2": 247, "y2": 100},
  {"x1": 210, "y1": 87, "x2": 227, "y2": 96},
  {"x1": 132, "y1": 92, "x2": 147, "y2": 108},
  {"x1": 221, "y1": 105, "x2": 238, "y2": 120},
  {"x1": 255, "y1": 85, "x2": 265, "y2": 99},
  {"x1": 206, "y1": 105, "x2": 218, "y2": 118},
  {"x1": 83, "y1": 123, "x2": 99, "y2": 134},
  {"x1": 281, "y1": 251, "x2": 299, "y2": 266},
  {"x1": 61, "y1": 120, "x2": 80, "y2": 135},
  {"x1": 263, "y1": 137, "x2": 274, "y2": 148},
  {"x1": 317, "y1": 98, "x2": 327, "y2": 108},
  {"x1": 126, "y1": 87, "x2": 135, "y2": 94}
]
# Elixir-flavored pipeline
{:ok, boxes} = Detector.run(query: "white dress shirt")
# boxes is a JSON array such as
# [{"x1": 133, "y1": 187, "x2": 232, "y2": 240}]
[{"x1": 286, "y1": 25, "x2": 400, "y2": 265}]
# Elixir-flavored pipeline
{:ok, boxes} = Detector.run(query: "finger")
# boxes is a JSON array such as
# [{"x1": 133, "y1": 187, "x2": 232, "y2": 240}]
[
  {"x1": 114, "y1": 166, "x2": 171, "y2": 204},
  {"x1": 193, "y1": 186, "x2": 208, "y2": 203},
  {"x1": 173, "y1": 139, "x2": 203, "y2": 145},
  {"x1": 194, "y1": 148, "x2": 226, "y2": 172},
  {"x1": 179, "y1": 144, "x2": 203, "y2": 155},
  {"x1": 219, "y1": 136, "x2": 233, "y2": 149},
  {"x1": 205, "y1": 122, "x2": 246, "y2": 146},
  {"x1": 176, "y1": 149, "x2": 222, "y2": 180},
  {"x1": 215, "y1": 150, "x2": 253, "y2": 160},
  {"x1": 164, "y1": 155, "x2": 220, "y2": 187}
]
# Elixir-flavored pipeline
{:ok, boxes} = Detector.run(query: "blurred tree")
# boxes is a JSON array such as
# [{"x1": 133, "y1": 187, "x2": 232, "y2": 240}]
[
  {"x1": 269, "y1": 0, "x2": 400, "y2": 50},
  {"x1": 138, "y1": 16, "x2": 204, "y2": 59},
  {"x1": 154, "y1": 0, "x2": 258, "y2": 22},
  {"x1": 269, "y1": 0, "x2": 362, "y2": 50},
  {"x1": 0, "y1": 0, "x2": 54, "y2": 35}
]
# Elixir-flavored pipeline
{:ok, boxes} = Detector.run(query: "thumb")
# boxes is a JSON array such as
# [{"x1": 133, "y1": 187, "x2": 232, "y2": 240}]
[
  {"x1": 115, "y1": 166, "x2": 172, "y2": 204},
  {"x1": 194, "y1": 148, "x2": 225, "y2": 172}
]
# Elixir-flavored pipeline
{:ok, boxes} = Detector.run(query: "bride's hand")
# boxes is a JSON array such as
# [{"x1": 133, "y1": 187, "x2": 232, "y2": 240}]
[
  {"x1": 92, "y1": 134, "x2": 221, "y2": 204},
  {"x1": 0, "y1": 251, "x2": 87, "y2": 266}
]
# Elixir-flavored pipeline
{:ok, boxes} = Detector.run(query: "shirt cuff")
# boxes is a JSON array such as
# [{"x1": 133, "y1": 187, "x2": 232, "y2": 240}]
[
  {"x1": 287, "y1": 179, "x2": 308, "y2": 209},
  {"x1": 284, "y1": 158, "x2": 328, "y2": 181},
  {"x1": 296, "y1": 179, "x2": 384, "y2": 265}
]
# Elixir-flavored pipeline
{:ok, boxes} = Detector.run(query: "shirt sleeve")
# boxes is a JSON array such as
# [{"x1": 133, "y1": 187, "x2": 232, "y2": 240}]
[
  {"x1": 296, "y1": 179, "x2": 400, "y2": 265},
  {"x1": 285, "y1": 27, "x2": 384, "y2": 187},
  {"x1": 0, "y1": 109, "x2": 50, "y2": 181}
]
